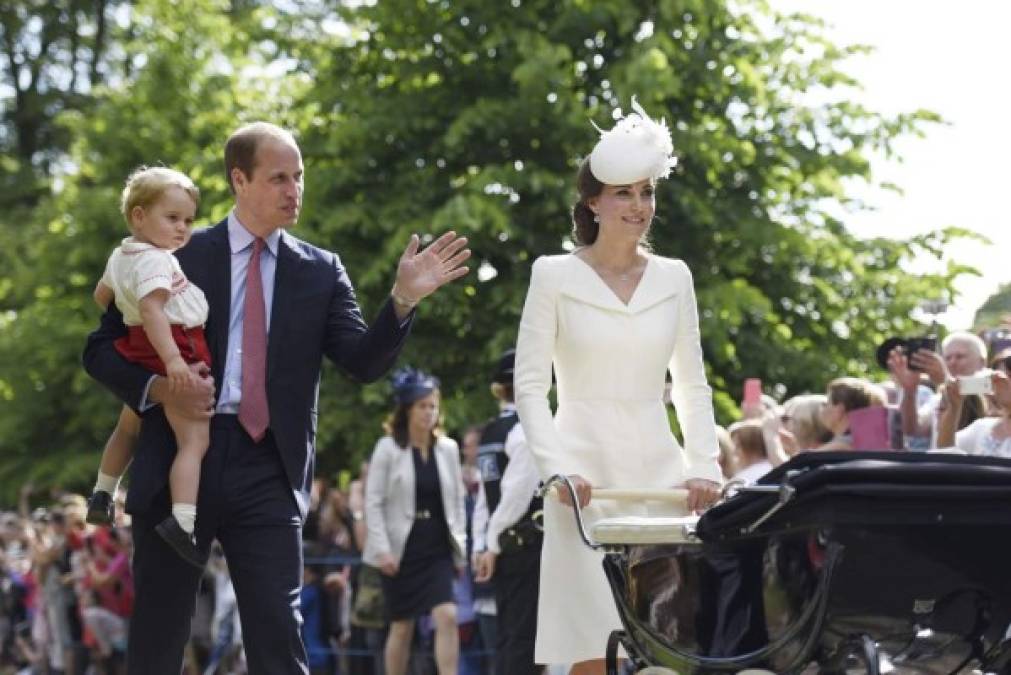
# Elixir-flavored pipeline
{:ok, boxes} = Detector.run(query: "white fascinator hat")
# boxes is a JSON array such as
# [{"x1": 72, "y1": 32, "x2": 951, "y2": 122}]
[{"x1": 588, "y1": 96, "x2": 678, "y2": 185}]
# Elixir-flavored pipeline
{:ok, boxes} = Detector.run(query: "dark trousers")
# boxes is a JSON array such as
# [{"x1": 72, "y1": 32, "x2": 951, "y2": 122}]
[
  {"x1": 493, "y1": 544, "x2": 543, "y2": 675},
  {"x1": 126, "y1": 415, "x2": 308, "y2": 675}
]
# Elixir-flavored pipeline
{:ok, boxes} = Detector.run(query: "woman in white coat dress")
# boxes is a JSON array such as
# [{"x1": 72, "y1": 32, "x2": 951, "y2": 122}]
[{"x1": 515, "y1": 98, "x2": 723, "y2": 673}]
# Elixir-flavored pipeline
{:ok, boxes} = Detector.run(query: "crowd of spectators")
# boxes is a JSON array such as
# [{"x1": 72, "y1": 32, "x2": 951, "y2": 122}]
[
  {"x1": 4, "y1": 322, "x2": 1011, "y2": 674},
  {"x1": 1, "y1": 491, "x2": 133, "y2": 675},
  {"x1": 718, "y1": 323, "x2": 1011, "y2": 486}
]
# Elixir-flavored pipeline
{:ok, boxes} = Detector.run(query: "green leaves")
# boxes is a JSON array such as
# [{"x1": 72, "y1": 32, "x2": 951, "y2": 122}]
[{"x1": 0, "y1": 0, "x2": 976, "y2": 502}]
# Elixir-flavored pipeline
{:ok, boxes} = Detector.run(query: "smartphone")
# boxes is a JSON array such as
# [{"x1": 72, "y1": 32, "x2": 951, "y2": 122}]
[
  {"x1": 906, "y1": 336, "x2": 937, "y2": 373},
  {"x1": 743, "y1": 378, "x2": 762, "y2": 406},
  {"x1": 958, "y1": 372, "x2": 993, "y2": 396}
]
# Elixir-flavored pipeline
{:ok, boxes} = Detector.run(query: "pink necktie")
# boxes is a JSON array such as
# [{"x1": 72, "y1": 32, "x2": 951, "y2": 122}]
[{"x1": 238, "y1": 238, "x2": 269, "y2": 442}]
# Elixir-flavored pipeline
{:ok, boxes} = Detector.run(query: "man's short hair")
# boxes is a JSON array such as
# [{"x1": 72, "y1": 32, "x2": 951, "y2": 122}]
[
  {"x1": 224, "y1": 122, "x2": 298, "y2": 193},
  {"x1": 942, "y1": 331, "x2": 987, "y2": 362}
]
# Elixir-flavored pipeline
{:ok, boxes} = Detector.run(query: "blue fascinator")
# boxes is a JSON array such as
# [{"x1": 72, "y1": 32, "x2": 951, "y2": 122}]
[{"x1": 391, "y1": 366, "x2": 440, "y2": 406}]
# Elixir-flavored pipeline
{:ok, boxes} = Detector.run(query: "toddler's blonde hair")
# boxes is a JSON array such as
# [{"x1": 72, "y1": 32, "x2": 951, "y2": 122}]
[{"x1": 120, "y1": 166, "x2": 199, "y2": 227}]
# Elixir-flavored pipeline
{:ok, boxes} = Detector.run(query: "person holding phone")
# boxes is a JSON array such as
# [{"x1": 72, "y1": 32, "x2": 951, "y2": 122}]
[
  {"x1": 515, "y1": 97, "x2": 722, "y2": 673},
  {"x1": 937, "y1": 352, "x2": 1011, "y2": 456},
  {"x1": 889, "y1": 331, "x2": 988, "y2": 449}
]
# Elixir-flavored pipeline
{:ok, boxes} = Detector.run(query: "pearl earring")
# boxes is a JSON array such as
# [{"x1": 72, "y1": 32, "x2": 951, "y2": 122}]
[{"x1": 593, "y1": 214, "x2": 600, "y2": 223}]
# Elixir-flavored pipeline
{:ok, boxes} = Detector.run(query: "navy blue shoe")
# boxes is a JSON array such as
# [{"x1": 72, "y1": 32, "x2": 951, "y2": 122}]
[
  {"x1": 85, "y1": 490, "x2": 115, "y2": 526},
  {"x1": 155, "y1": 516, "x2": 207, "y2": 569}
]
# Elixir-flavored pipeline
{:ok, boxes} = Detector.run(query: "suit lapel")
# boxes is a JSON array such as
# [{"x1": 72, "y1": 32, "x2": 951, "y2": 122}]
[
  {"x1": 627, "y1": 259, "x2": 679, "y2": 314},
  {"x1": 561, "y1": 256, "x2": 629, "y2": 313},
  {"x1": 206, "y1": 222, "x2": 232, "y2": 385},
  {"x1": 267, "y1": 231, "x2": 297, "y2": 381}
]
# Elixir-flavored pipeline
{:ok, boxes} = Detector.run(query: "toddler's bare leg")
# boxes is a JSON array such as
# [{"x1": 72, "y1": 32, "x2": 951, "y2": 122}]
[
  {"x1": 164, "y1": 407, "x2": 210, "y2": 508},
  {"x1": 98, "y1": 405, "x2": 141, "y2": 477}
]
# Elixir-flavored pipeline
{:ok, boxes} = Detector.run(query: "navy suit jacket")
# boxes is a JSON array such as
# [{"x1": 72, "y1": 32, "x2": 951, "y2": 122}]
[{"x1": 83, "y1": 220, "x2": 413, "y2": 518}]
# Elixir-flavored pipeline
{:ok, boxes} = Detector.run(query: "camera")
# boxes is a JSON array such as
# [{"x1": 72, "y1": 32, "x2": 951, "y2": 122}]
[
  {"x1": 875, "y1": 336, "x2": 938, "y2": 371},
  {"x1": 958, "y1": 371, "x2": 993, "y2": 396}
]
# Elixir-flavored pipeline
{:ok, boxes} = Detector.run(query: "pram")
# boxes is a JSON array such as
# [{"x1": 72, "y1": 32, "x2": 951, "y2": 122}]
[{"x1": 543, "y1": 451, "x2": 1011, "y2": 674}]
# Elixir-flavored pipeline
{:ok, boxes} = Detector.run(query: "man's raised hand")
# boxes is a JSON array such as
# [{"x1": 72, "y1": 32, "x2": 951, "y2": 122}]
[{"x1": 391, "y1": 231, "x2": 471, "y2": 307}]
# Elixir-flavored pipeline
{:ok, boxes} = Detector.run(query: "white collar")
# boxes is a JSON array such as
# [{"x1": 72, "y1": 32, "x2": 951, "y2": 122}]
[
  {"x1": 227, "y1": 211, "x2": 281, "y2": 257},
  {"x1": 119, "y1": 237, "x2": 166, "y2": 254}
]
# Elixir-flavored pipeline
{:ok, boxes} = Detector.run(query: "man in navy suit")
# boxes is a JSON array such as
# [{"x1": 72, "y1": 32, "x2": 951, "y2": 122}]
[{"x1": 83, "y1": 122, "x2": 470, "y2": 674}]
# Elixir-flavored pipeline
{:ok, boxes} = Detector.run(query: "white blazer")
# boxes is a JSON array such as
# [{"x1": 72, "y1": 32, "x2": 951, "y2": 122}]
[{"x1": 362, "y1": 435, "x2": 467, "y2": 568}]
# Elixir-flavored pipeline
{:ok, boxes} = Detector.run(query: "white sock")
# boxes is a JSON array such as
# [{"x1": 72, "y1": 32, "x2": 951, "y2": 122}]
[
  {"x1": 94, "y1": 471, "x2": 120, "y2": 495},
  {"x1": 172, "y1": 503, "x2": 197, "y2": 534}
]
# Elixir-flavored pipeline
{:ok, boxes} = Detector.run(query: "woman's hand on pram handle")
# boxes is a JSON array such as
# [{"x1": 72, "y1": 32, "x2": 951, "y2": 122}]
[
  {"x1": 684, "y1": 478, "x2": 721, "y2": 514},
  {"x1": 556, "y1": 474, "x2": 593, "y2": 508}
]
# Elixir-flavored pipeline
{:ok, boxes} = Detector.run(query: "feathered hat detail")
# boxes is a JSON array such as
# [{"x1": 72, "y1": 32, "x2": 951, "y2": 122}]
[
  {"x1": 588, "y1": 96, "x2": 677, "y2": 185},
  {"x1": 390, "y1": 366, "x2": 440, "y2": 405}
]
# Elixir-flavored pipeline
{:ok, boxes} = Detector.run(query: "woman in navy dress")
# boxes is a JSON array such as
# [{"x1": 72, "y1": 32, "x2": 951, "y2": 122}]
[{"x1": 363, "y1": 368, "x2": 467, "y2": 675}]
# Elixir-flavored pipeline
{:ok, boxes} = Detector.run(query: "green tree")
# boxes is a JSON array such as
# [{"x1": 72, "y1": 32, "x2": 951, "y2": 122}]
[
  {"x1": 0, "y1": 0, "x2": 978, "y2": 501},
  {"x1": 0, "y1": 0, "x2": 299, "y2": 499},
  {"x1": 973, "y1": 283, "x2": 1011, "y2": 331},
  {"x1": 290, "y1": 0, "x2": 970, "y2": 441}
]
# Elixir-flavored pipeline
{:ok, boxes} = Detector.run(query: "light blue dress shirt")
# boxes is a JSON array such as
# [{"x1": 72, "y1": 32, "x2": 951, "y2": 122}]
[{"x1": 216, "y1": 212, "x2": 281, "y2": 414}]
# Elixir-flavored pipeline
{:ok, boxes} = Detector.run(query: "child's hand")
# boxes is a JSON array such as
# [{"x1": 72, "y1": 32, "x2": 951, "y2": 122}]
[{"x1": 166, "y1": 356, "x2": 193, "y2": 393}]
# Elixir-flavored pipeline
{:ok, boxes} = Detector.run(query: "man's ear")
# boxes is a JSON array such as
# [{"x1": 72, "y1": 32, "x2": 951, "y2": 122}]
[{"x1": 231, "y1": 167, "x2": 248, "y2": 193}]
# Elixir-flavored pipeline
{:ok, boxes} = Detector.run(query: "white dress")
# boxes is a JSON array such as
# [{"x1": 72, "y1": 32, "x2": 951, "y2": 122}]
[{"x1": 515, "y1": 253, "x2": 722, "y2": 664}]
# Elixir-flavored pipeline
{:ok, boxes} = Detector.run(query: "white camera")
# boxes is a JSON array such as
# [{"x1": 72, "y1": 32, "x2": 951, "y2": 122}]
[{"x1": 958, "y1": 371, "x2": 993, "y2": 396}]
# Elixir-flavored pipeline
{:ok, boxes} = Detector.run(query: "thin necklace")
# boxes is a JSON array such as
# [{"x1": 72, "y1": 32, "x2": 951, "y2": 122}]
[
  {"x1": 583, "y1": 250, "x2": 642, "y2": 282},
  {"x1": 598, "y1": 261, "x2": 637, "y2": 282}
]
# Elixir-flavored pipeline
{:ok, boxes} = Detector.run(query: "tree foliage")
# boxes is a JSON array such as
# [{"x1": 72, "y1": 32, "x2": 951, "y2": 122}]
[
  {"x1": 0, "y1": 0, "x2": 975, "y2": 502},
  {"x1": 974, "y1": 283, "x2": 1011, "y2": 331}
]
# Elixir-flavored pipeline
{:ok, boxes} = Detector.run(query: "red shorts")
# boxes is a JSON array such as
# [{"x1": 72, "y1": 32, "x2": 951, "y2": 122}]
[{"x1": 114, "y1": 325, "x2": 211, "y2": 376}]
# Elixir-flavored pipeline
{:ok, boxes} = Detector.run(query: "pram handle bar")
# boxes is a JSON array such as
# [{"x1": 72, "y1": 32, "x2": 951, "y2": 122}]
[
  {"x1": 537, "y1": 475, "x2": 692, "y2": 552},
  {"x1": 590, "y1": 487, "x2": 689, "y2": 504},
  {"x1": 538, "y1": 474, "x2": 608, "y2": 551}
]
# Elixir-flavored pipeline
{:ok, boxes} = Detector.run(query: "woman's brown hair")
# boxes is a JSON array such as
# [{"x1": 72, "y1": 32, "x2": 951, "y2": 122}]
[
  {"x1": 826, "y1": 377, "x2": 885, "y2": 413},
  {"x1": 571, "y1": 157, "x2": 605, "y2": 246},
  {"x1": 383, "y1": 392, "x2": 444, "y2": 450}
]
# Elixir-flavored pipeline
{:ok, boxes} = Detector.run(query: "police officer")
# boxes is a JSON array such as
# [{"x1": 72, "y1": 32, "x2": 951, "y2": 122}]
[{"x1": 473, "y1": 349, "x2": 544, "y2": 675}]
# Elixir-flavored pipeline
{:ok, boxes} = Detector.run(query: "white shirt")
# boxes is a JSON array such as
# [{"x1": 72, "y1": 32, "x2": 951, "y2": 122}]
[
  {"x1": 472, "y1": 407, "x2": 541, "y2": 555},
  {"x1": 101, "y1": 238, "x2": 208, "y2": 328},
  {"x1": 733, "y1": 459, "x2": 773, "y2": 485},
  {"x1": 955, "y1": 417, "x2": 1011, "y2": 458}
]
